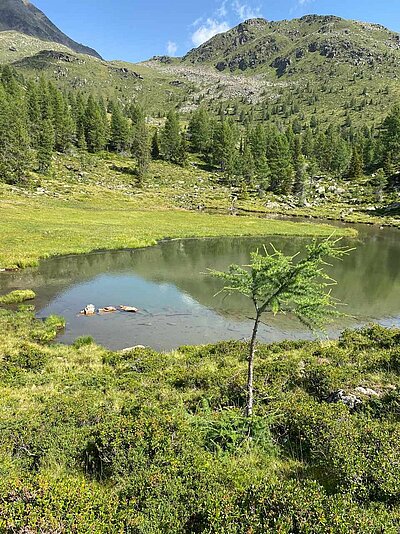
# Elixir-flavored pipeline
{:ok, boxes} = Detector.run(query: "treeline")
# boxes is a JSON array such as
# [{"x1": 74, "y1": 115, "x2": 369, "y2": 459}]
[
  {"x1": 1, "y1": 64, "x2": 400, "y2": 200},
  {"x1": 187, "y1": 106, "x2": 400, "y2": 197},
  {"x1": 0, "y1": 66, "x2": 153, "y2": 184}
]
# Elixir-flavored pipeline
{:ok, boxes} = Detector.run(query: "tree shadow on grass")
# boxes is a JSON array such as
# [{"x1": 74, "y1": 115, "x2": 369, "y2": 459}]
[{"x1": 110, "y1": 164, "x2": 137, "y2": 176}]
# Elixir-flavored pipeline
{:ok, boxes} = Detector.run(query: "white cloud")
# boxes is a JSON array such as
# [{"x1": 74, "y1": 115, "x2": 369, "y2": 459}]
[
  {"x1": 189, "y1": 1, "x2": 263, "y2": 48},
  {"x1": 191, "y1": 19, "x2": 231, "y2": 46},
  {"x1": 166, "y1": 41, "x2": 178, "y2": 56},
  {"x1": 190, "y1": 16, "x2": 204, "y2": 28},
  {"x1": 216, "y1": 0, "x2": 228, "y2": 18},
  {"x1": 297, "y1": 0, "x2": 316, "y2": 5},
  {"x1": 233, "y1": 1, "x2": 261, "y2": 20}
]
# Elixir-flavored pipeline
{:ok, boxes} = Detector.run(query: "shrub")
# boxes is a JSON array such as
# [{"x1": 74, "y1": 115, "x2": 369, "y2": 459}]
[
  {"x1": 339, "y1": 324, "x2": 400, "y2": 350},
  {"x1": 72, "y1": 336, "x2": 95, "y2": 348},
  {"x1": 0, "y1": 289, "x2": 36, "y2": 304},
  {"x1": 1, "y1": 343, "x2": 48, "y2": 372}
]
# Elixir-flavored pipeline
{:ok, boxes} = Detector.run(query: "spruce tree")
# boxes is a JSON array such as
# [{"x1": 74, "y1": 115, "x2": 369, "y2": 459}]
[
  {"x1": 160, "y1": 111, "x2": 181, "y2": 164},
  {"x1": 188, "y1": 107, "x2": 211, "y2": 154},
  {"x1": 0, "y1": 86, "x2": 31, "y2": 184},
  {"x1": 26, "y1": 81, "x2": 41, "y2": 149},
  {"x1": 240, "y1": 142, "x2": 255, "y2": 187},
  {"x1": 248, "y1": 124, "x2": 270, "y2": 188},
  {"x1": 132, "y1": 115, "x2": 151, "y2": 182},
  {"x1": 75, "y1": 93, "x2": 87, "y2": 150},
  {"x1": 211, "y1": 120, "x2": 237, "y2": 181},
  {"x1": 177, "y1": 131, "x2": 188, "y2": 167},
  {"x1": 151, "y1": 130, "x2": 160, "y2": 159},
  {"x1": 109, "y1": 103, "x2": 130, "y2": 153},
  {"x1": 49, "y1": 87, "x2": 75, "y2": 152},
  {"x1": 37, "y1": 118, "x2": 55, "y2": 173},
  {"x1": 266, "y1": 126, "x2": 294, "y2": 195},
  {"x1": 84, "y1": 95, "x2": 107, "y2": 153},
  {"x1": 348, "y1": 145, "x2": 364, "y2": 180}
]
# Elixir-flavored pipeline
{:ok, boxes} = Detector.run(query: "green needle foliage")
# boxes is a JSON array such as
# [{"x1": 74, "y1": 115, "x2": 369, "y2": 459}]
[{"x1": 210, "y1": 237, "x2": 352, "y2": 416}]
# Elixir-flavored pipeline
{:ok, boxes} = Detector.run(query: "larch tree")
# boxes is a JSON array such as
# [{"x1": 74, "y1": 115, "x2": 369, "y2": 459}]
[{"x1": 210, "y1": 238, "x2": 351, "y2": 417}]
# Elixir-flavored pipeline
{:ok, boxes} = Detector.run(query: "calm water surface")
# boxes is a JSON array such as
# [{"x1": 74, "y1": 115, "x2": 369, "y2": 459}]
[{"x1": 1, "y1": 222, "x2": 399, "y2": 350}]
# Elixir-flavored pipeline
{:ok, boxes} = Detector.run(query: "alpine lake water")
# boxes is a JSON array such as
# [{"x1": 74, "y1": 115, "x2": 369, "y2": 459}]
[{"x1": 1, "y1": 220, "x2": 399, "y2": 351}]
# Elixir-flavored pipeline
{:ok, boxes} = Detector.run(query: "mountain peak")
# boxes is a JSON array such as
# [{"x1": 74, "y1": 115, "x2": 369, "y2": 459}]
[
  {"x1": 183, "y1": 13, "x2": 400, "y2": 74},
  {"x1": 0, "y1": 0, "x2": 102, "y2": 59}
]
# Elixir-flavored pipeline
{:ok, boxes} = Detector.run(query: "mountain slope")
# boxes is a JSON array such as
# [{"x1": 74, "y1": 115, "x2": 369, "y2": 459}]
[
  {"x1": 0, "y1": 0, "x2": 101, "y2": 59},
  {"x1": 183, "y1": 15, "x2": 400, "y2": 75},
  {"x1": 1, "y1": 11, "x2": 400, "y2": 127}
]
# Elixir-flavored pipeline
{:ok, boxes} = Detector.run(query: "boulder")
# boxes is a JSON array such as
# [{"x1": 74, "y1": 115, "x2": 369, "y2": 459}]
[
  {"x1": 80, "y1": 304, "x2": 96, "y2": 316},
  {"x1": 119, "y1": 305, "x2": 139, "y2": 313},
  {"x1": 355, "y1": 386, "x2": 379, "y2": 397},
  {"x1": 98, "y1": 306, "x2": 117, "y2": 313},
  {"x1": 326, "y1": 389, "x2": 362, "y2": 410}
]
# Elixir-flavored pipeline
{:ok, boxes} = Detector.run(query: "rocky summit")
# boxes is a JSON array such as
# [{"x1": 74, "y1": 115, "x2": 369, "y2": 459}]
[
  {"x1": 0, "y1": 0, "x2": 101, "y2": 58},
  {"x1": 183, "y1": 15, "x2": 400, "y2": 75}
]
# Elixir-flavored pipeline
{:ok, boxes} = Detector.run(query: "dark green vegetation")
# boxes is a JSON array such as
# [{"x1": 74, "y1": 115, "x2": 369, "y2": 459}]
[
  {"x1": 1, "y1": 63, "x2": 400, "y2": 210},
  {"x1": 1, "y1": 307, "x2": 400, "y2": 531}
]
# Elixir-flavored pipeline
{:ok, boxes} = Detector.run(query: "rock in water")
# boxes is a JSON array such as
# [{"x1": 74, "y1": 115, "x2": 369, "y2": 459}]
[
  {"x1": 119, "y1": 305, "x2": 139, "y2": 313},
  {"x1": 80, "y1": 304, "x2": 96, "y2": 316},
  {"x1": 99, "y1": 306, "x2": 117, "y2": 313}
]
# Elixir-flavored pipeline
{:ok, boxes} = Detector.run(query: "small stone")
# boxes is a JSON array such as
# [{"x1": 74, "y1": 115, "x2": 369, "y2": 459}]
[
  {"x1": 98, "y1": 306, "x2": 117, "y2": 313},
  {"x1": 121, "y1": 345, "x2": 146, "y2": 353},
  {"x1": 355, "y1": 386, "x2": 379, "y2": 397}
]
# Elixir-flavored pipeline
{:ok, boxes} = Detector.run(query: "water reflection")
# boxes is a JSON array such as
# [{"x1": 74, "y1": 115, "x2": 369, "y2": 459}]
[{"x1": 1, "y1": 224, "x2": 399, "y2": 350}]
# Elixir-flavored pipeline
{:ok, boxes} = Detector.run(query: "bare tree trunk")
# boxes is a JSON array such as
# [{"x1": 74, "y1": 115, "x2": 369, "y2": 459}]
[{"x1": 246, "y1": 312, "x2": 261, "y2": 417}]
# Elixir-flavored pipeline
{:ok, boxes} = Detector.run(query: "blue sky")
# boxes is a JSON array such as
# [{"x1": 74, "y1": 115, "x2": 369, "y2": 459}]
[{"x1": 33, "y1": 0, "x2": 400, "y2": 62}]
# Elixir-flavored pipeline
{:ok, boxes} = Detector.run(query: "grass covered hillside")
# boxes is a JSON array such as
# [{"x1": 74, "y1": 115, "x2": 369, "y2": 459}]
[
  {"x1": 2, "y1": 14, "x2": 400, "y2": 124},
  {"x1": 1, "y1": 308, "x2": 400, "y2": 531}
]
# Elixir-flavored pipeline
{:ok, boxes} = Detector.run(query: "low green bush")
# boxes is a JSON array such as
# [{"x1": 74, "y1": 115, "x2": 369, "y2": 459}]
[
  {"x1": 1, "y1": 312, "x2": 400, "y2": 531},
  {"x1": 0, "y1": 289, "x2": 36, "y2": 304}
]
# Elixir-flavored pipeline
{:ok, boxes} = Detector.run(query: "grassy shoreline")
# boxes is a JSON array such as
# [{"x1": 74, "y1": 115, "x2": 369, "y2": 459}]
[
  {"x1": 0, "y1": 308, "x2": 400, "y2": 531},
  {"x1": 0, "y1": 197, "x2": 356, "y2": 270}
]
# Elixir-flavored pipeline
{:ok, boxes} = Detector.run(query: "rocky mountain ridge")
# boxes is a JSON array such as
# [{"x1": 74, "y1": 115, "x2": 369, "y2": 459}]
[
  {"x1": 183, "y1": 15, "x2": 400, "y2": 76},
  {"x1": 0, "y1": 0, "x2": 101, "y2": 59}
]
